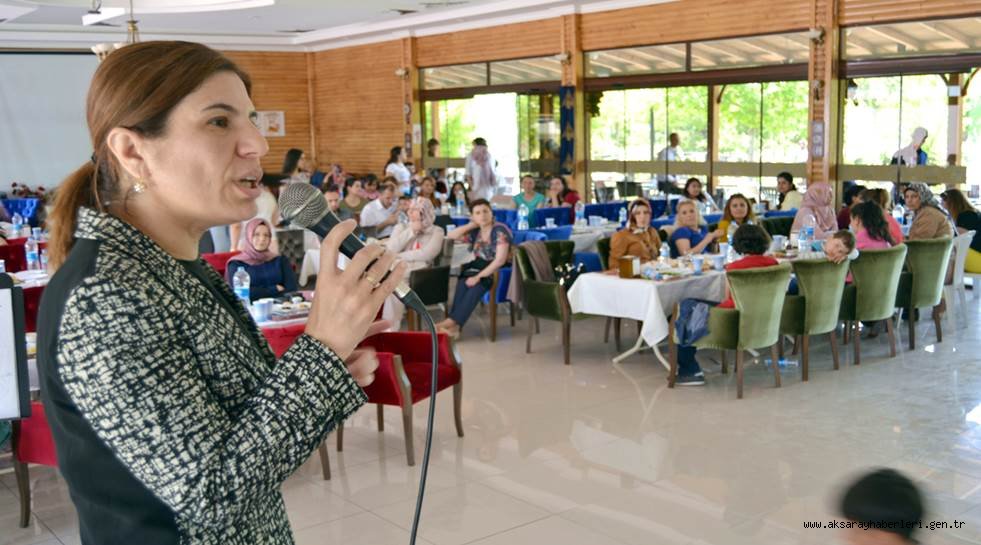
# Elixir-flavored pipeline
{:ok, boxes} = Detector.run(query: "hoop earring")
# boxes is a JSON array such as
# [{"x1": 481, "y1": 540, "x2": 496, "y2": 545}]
[{"x1": 132, "y1": 178, "x2": 147, "y2": 194}]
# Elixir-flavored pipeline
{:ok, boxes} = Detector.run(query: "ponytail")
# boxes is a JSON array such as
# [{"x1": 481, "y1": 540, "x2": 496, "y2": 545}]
[{"x1": 48, "y1": 162, "x2": 101, "y2": 270}]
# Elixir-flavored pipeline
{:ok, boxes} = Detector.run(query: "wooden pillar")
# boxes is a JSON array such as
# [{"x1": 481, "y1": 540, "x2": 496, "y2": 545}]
[
  {"x1": 947, "y1": 73, "x2": 963, "y2": 167},
  {"x1": 305, "y1": 52, "x2": 318, "y2": 165},
  {"x1": 806, "y1": 0, "x2": 842, "y2": 207},
  {"x1": 707, "y1": 84, "x2": 721, "y2": 195},
  {"x1": 561, "y1": 13, "x2": 587, "y2": 202},
  {"x1": 401, "y1": 37, "x2": 422, "y2": 168}
]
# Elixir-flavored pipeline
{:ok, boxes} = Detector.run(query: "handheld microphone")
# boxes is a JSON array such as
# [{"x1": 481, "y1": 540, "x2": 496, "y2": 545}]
[{"x1": 278, "y1": 182, "x2": 416, "y2": 304}]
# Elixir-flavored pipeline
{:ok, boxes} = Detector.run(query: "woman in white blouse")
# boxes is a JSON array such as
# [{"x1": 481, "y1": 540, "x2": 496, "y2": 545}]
[
  {"x1": 382, "y1": 197, "x2": 445, "y2": 329},
  {"x1": 384, "y1": 146, "x2": 412, "y2": 195}
]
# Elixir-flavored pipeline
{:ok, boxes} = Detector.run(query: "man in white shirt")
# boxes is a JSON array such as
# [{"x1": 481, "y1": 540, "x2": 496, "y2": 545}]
[
  {"x1": 656, "y1": 132, "x2": 684, "y2": 194},
  {"x1": 359, "y1": 181, "x2": 401, "y2": 238}
]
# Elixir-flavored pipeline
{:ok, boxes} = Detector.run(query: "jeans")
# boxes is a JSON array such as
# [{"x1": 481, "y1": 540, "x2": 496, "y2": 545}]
[
  {"x1": 674, "y1": 298, "x2": 717, "y2": 376},
  {"x1": 448, "y1": 277, "x2": 491, "y2": 327}
]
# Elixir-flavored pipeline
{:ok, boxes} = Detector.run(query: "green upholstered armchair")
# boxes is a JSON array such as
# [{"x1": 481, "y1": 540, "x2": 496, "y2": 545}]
[
  {"x1": 839, "y1": 244, "x2": 907, "y2": 364},
  {"x1": 670, "y1": 263, "x2": 792, "y2": 399},
  {"x1": 762, "y1": 216, "x2": 794, "y2": 237},
  {"x1": 895, "y1": 237, "x2": 953, "y2": 350},
  {"x1": 514, "y1": 241, "x2": 584, "y2": 365},
  {"x1": 779, "y1": 259, "x2": 849, "y2": 380}
]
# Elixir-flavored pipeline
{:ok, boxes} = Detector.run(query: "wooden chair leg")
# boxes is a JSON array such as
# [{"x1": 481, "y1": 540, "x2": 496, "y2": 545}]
[
  {"x1": 842, "y1": 321, "x2": 851, "y2": 345},
  {"x1": 453, "y1": 383, "x2": 464, "y2": 437},
  {"x1": 336, "y1": 422, "x2": 344, "y2": 451},
  {"x1": 562, "y1": 319, "x2": 571, "y2": 365},
  {"x1": 907, "y1": 306, "x2": 915, "y2": 350},
  {"x1": 535, "y1": 317, "x2": 540, "y2": 334},
  {"x1": 402, "y1": 402, "x2": 415, "y2": 466},
  {"x1": 509, "y1": 302, "x2": 516, "y2": 327},
  {"x1": 318, "y1": 441, "x2": 331, "y2": 481},
  {"x1": 886, "y1": 317, "x2": 897, "y2": 357},
  {"x1": 613, "y1": 318, "x2": 622, "y2": 351},
  {"x1": 604, "y1": 317, "x2": 612, "y2": 343},
  {"x1": 490, "y1": 297, "x2": 498, "y2": 342},
  {"x1": 791, "y1": 336, "x2": 800, "y2": 355},
  {"x1": 933, "y1": 304, "x2": 943, "y2": 343},
  {"x1": 736, "y1": 350, "x2": 744, "y2": 399},
  {"x1": 526, "y1": 313, "x2": 534, "y2": 353},
  {"x1": 720, "y1": 350, "x2": 728, "y2": 374},
  {"x1": 377, "y1": 404, "x2": 384, "y2": 432},
  {"x1": 829, "y1": 330, "x2": 840, "y2": 370},
  {"x1": 15, "y1": 459, "x2": 29, "y2": 528},
  {"x1": 853, "y1": 321, "x2": 861, "y2": 365},
  {"x1": 668, "y1": 306, "x2": 678, "y2": 387},
  {"x1": 770, "y1": 344, "x2": 781, "y2": 388},
  {"x1": 777, "y1": 335, "x2": 785, "y2": 360},
  {"x1": 801, "y1": 335, "x2": 810, "y2": 382}
]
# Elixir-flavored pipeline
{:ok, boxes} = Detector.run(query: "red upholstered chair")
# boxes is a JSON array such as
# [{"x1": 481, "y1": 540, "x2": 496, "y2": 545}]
[
  {"x1": 0, "y1": 243, "x2": 27, "y2": 273},
  {"x1": 201, "y1": 251, "x2": 239, "y2": 279},
  {"x1": 261, "y1": 323, "x2": 307, "y2": 358},
  {"x1": 22, "y1": 286, "x2": 43, "y2": 333},
  {"x1": 13, "y1": 401, "x2": 59, "y2": 527},
  {"x1": 335, "y1": 332, "x2": 463, "y2": 466}
]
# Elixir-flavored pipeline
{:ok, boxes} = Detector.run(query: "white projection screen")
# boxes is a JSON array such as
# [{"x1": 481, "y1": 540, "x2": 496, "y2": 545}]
[{"x1": 0, "y1": 53, "x2": 99, "y2": 190}]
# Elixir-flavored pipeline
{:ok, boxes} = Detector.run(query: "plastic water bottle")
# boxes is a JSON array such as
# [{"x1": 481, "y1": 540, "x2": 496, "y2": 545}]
[
  {"x1": 659, "y1": 242, "x2": 670, "y2": 265},
  {"x1": 24, "y1": 233, "x2": 40, "y2": 271},
  {"x1": 39, "y1": 249, "x2": 48, "y2": 270},
  {"x1": 618, "y1": 206, "x2": 628, "y2": 226},
  {"x1": 517, "y1": 204, "x2": 529, "y2": 231},
  {"x1": 31, "y1": 227, "x2": 43, "y2": 242},
  {"x1": 574, "y1": 201, "x2": 586, "y2": 226},
  {"x1": 11, "y1": 213, "x2": 22, "y2": 237},
  {"x1": 454, "y1": 190, "x2": 464, "y2": 216},
  {"x1": 727, "y1": 221, "x2": 739, "y2": 242},
  {"x1": 232, "y1": 267, "x2": 251, "y2": 306}
]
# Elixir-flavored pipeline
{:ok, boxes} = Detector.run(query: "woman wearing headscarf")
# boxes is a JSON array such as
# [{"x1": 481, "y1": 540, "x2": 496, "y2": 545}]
[
  {"x1": 226, "y1": 218, "x2": 298, "y2": 301},
  {"x1": 465, "y1": 137, "x2": 497, "y2": 201},
  {"x1": 382, "y1": 197, "x2": 446, "y2": 328},
  {"x1": 791, "y1": 182, "x2": 838, "y2": 240},
  {"x1": 608, "y1": 198, "x2": 662, "y2": 268},
  {"x1": 904, "y1": 182, "x2": 953, "y2": 240},
  {"x1": 892, "y1": 127, "x2": 929, "y2": 167}
]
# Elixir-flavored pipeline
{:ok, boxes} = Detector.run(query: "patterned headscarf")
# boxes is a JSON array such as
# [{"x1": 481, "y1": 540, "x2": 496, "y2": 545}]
[
  {"x1": 906, "y1": 182, "x2": 942, "y2": 211},
  {"x1": 228, "y1": 218, "x2": 278, "y2": 267},
  {"x1": 799, "y1": 182, "x2": 837, "y2": 233},
  {"x1": 409, "y1": 197, "x2": 436, "y2": 230}
]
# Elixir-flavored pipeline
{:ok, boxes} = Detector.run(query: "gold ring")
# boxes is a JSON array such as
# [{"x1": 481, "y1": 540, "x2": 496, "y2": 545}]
[{"x1": 364, "y1": 274, "x2": 381, "y2": 289}]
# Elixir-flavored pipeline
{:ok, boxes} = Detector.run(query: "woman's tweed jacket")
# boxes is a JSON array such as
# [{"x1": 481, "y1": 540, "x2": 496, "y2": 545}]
[{"x1": 38, "y1": 208, "x2": 366, "y2": 544}]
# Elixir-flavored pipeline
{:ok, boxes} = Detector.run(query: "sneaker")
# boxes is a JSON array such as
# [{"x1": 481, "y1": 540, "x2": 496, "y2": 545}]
[{"x1": 676, "y1": 374, "x2": 705, "y2": 386}]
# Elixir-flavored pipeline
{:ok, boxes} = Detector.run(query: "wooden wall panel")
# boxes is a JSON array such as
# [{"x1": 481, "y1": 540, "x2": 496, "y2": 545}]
[
  {"x1": 224, "y1": 51, "x2": 312, "y2": 173},
  {"x1": 580, "y1": 0, "x2": 813, "y2": 51},
  {"x1": 416, "y1": 18, "x2": 562, "y2": 67},
  {"x1": 840, "y1": 0, "x2": 981, "y2": 25},
  {"x1": 312, "y1": 41, "x2": 404, "y2": 175}
]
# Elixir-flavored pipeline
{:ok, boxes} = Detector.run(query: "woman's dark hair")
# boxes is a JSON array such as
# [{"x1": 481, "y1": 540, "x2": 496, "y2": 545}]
[
  {"x1": 850, "y1": 201, "x2": 895, "y2": 245},
  {"x1": 419, "y1": 176, "x2": 436, "y2": 193},
  {"x1": 342, "y1": 176, "x2": 359, "y2": 199},
  {"x1": 472, "y1": 137, "x2": 487, "y2": 146},
  {"x1": 723, "y1": 193, "x2": 756, "y2": 224},
  {"x1": 385, "y1": 146, "x2": 402, "y2": 170},
  {"x1": 552, "y1": 176, "x2": 571, "y2": 199},
  {"x1": 683, "y1": 178, "x2": 706, "y2": 202},
  {"x1": 468, "y1": 198, "x2": 491, "y2": 213},
  {"x1": 842, "y1": 183, "x2": 865, "y2": 207},
  {"x1": 48, "y1": 41, "x2": 251, "y2": 270},
  {"x1": 776, "y1": 171, "x2": 796, "y2": 209},
  {"x1": 260, "y1": 173, "x2": 285, "y2": 198},
  {"x1": 451, "y1": 181, "x2": 470, "y2": 206},
  {"x1": 281, "y1": 148, "x2": 303, "y2": 175},
  {"x1": 426, "y1": 138, "x2": 439, "y2": 156},
  {"x1": 840, "y1": 468, "x2": 923, "y2": 542},
  {"x1": 731, "y1": 223, "x2": 771, "y2": 255},
  {"x1": 941, "y1": 188, "x2": 976, "y2": 223}
]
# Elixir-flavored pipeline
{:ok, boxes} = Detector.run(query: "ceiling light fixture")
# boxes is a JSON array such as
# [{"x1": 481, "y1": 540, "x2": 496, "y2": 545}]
[{"x1": 91, "y1": 0, "x2": 140, "y2": 62}]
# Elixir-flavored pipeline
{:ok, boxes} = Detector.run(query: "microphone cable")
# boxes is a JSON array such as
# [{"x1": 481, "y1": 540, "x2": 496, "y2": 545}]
[{"x1": 398, "y1": 291, "x2": 439, "y2": 545}]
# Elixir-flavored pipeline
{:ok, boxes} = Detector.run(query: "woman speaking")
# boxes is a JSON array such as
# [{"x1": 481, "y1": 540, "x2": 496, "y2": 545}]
[{"x1": 37, "y1": 41, "x2": 405, "y2": 544}]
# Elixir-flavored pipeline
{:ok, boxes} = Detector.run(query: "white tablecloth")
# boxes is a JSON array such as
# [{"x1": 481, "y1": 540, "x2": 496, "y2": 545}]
[
  {"x1": 570, "y1": 225, "x2": 619, "y2": 253},
  {"x1": 567, "y1": 271, "x2": 726, "y2": 348}
]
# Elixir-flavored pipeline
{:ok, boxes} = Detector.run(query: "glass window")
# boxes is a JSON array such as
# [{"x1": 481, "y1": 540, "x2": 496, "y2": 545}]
[
  {"x1": 585, "y1": 44, "x2": 687, "y2": 78},
  {"x1": 691, "y1": 32, "x2": 810, "y2": 71},
  {"x1": 490, "y1": 57, "x2": 562, "y2": 85},
  {"x1": 422, "y1": 63, "x2": 487, "y2": 90},
  {"x1": 964, "y1": 73, "x2": 981, "y2": 196},
  {"x1": 517, "y1": 93, "x2": 561, "y2": 180},
  {"x1": 844, "y1": 17, "x2": 981, "y2": 61}
]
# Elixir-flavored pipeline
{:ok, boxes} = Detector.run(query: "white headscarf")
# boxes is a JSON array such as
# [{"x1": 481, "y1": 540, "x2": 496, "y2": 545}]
[{"x1": 892, "y1": 127, "x2": 928, "y2": 167}]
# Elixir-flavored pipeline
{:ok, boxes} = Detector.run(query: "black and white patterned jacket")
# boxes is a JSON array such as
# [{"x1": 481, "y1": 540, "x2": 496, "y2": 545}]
[{"x1": 38, "y1": 208, "x2": 366, "y2": 544}]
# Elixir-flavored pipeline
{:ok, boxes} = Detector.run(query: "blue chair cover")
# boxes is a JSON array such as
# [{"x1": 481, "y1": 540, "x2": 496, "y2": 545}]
[
  {"x1": 1, "y1": 198, "x2": 40, "y2": 227},
  {"x1": 652, "y1": 217, "x2": 675, "y2": 229},
  {"x1": 765, "y1": 209, "x2": 797, "y2": 218},
  {"x1": 481, "y1": 266, "x2": 512, "y2": 304},
  {"x1": 533, "y1": 225, "x2": 573, "y2": 241},
  {"x1": 533, "y1": 207, "x2": 572, "y2": 227},
  {"x1": 704, "y1": 212, "x2": 723, "y2": 224},
  {"x1": 493, "y1": 209, "x2": 518, "y2": 230},
  {"x1": 512, "y1": 230, "x2": 547, "y2": 244},
  {"x1": 584, "y1": 201, "x2": 627, "y2": 222},
  {"x1": 450, "y1": 216, "x2": 470, "y2": 227},
  {"x1": 574, "y1": 252, "x2": 602, "y2": 273}
]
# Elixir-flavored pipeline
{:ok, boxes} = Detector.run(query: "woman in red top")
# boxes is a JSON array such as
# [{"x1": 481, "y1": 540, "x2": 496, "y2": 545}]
[
  {"x1": 545, "y1": 176, "x2": 580, "y2": 208},
  {"x1": 674, "y1": 224, "x2": 778, "y2": 385}
]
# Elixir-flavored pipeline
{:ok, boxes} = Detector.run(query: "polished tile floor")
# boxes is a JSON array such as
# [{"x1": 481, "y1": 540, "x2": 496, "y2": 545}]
[{"x1": 3, "y1": 294, "x2": 981, "y2": 545}]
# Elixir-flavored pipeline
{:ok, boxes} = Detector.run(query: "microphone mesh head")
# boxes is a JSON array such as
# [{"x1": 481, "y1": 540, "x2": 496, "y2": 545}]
[{"x1": 278, "y1": 183, "x2": 327, "y2": 228}]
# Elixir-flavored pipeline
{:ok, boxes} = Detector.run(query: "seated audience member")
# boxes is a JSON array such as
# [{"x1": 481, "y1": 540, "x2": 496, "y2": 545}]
[
  {"x1": 360, "y1": 181, "x2": 403, "y2": 238},
  {"x1": 448, "y1": 181, "x2": 471, "y2": 211},
  {"x1": 788, "y1": 229, "x2": 857, "y2": 295},
  {"x1": 363, "y1": 174, "x2": 380, "y2": 200},
  {"x1": 340, "y1": 176, "x2": 367, "y2": 219},
  {"x1": 850, "y1": 201, "x2": 895, "y2": 250},
  {"x1": 837, "y1": 183, "x2": 865, "y2": 229},
  {"x1": 716, "y1": 193, "x2": 756, "y2": 243},
  {"x1": 382, "y1": 198, "x2": 445, "y2": 329},
  {"x1": 669, "y1": 199, "x2": 722, "y2": 258},
  {"x1": 905, "y1": 182, "x2": 953, "y2": 240},
  {"x1": 545, "y1": 176, "x2": 580, "y2": 208},
  {"x1": 608, "y1": 198, "x2": 661, "y2": 269},
  {"x1": 776, "y1": 171, "x2": 803, "y2": 210},
  {"x1": 512, "y1": 175, "x2": 546, "y2": 226},
  {"x1": 323, "y1": 186, "x2": 355, "y2": 222},
  {"x1": 673, "y1": 224, "x2": 778, "y2": 386},
  {"x1": 436, "y1": 199, "x2": 512, "y2": 338},
  {"x1": 417, "y1": 175, "x2": 442, "y2": 208},
  {"x1": 941, "y1": 188, "x2": 981, "y2": 273},
  {"x1": 792, "y1": 182, "x2": 838, "y2": 240},
  {"x1": 682, "y1": 177, "x2": 720, "y2": 213},
  {"x1": 230, "y1": 173, "x2": 282, "y2": 252},
  {"x1": 862, "y1": 188, "x2": 903, "y2": 244},
  {"x1": 225, "y1": 218, "x2": 298, "y2": 301},
  {"x1": 839, "y1": 468, "x2": 925, "y2": 545}
]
